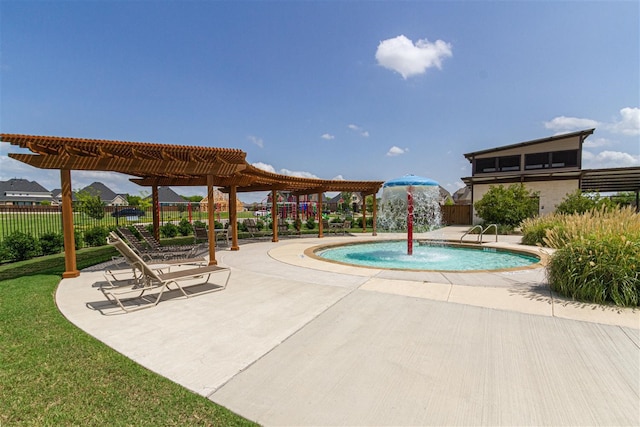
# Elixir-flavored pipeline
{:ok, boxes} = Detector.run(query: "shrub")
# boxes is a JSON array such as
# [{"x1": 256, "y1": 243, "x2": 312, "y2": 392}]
[
  {"x1": 305, "y1": 218, "x2": 316, "y2": 230},
  {"x1": 39, "y1": 232, "x2": 64, "y2": 255},
  {"x1": 160, "y1": 222, "x2": 179, "y2": 238},
  {"x1": 521, "y1": 215, "x2": 564, "y2": 246},
  {"x1": 177, "y1": 218, "x2": 193, "y2": 236},
  {"x1": 555, "y1": 190, "x2": 614, "y2": 214},
  {"x1": 474, "y1": 184, "x2": 539, "y2": 227},
  {"x1": 540, "y1": 206, "x2": 640, "y2": 307},
  {"x1": 547, "y1": 235, "x2": 639, "y2": 306},
  {"x1": 3, "y1": 231, "x2": 40, "y2": 261},
  {"x1": 83, "y1": 226, "x2": 110, "y2": 247}
]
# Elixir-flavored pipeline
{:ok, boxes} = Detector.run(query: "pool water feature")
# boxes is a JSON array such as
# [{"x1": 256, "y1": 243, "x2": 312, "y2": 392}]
[{"x1": 315, "y1": 241, "x2": 540, "y2": 271}]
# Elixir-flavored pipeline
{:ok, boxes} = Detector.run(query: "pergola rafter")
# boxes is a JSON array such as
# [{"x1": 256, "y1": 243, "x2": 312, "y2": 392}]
[{"x1": 1, "y1": 133, "x2": 383, "y2": 278}]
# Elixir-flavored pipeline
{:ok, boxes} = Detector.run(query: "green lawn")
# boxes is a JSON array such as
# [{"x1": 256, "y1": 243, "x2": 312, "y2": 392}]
[{"x1": 0, "y1": 271, "x2": 256, "y2": 425}]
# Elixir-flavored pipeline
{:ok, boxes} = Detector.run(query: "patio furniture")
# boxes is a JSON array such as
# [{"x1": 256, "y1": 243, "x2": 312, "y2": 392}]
[
  {"x1": 277, "y1": 218, "x2": 289, "y2": 237},
  {"x1": 117, "y1": 227, "x2": 200, "y2": 261},
  {"x1": 133, "y1": 224, "x2": 204, "y2": 255},
  {"x1": 244, "y1": 219, "x2": 261, "y2": 238},
  {"x1": 102, "y1": 232, "x2": 230, "y2": 312}
]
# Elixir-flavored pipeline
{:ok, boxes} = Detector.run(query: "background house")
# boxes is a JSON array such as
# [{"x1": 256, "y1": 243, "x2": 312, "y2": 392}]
[
  {"x1": 0, "y1": 178, "x2": 52, "y2": 206},
  {"x1": 200, "y1": 188, "x2": 244, "y2": 213},
  {"x1": 461, "y1": 128, "x2": 640, "y2": 223},
  {"x1": 77, "y1": 182, "x2": 128, "y2": 206}
]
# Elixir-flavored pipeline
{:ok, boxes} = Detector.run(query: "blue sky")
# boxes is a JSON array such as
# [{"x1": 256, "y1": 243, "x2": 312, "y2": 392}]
[{"x1": 1, "y1": 1, "x2": 638, "y2": 203}]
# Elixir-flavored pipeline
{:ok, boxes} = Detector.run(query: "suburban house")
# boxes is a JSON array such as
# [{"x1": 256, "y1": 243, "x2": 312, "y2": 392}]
[
  {"x1": 148, "y1": 187, "x2": 187, "y2": 205},
  {"x1": 0, "y1": 178, "x2": 52, "y2": 206},
  {"x1": 76, "y1": 182, "x2": 128, "y2": 206},
  {"x1": 200, "y1": 188, "x2": 245, "y2": 213},
  {"x1": 462, "y1": 128, "x2": 640, "y2": 223}
]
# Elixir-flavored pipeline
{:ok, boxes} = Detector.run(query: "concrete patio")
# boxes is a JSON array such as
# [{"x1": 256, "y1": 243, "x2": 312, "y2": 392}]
[{"x1": 56, "y1": 227, "x2": 639, "y2": 426}]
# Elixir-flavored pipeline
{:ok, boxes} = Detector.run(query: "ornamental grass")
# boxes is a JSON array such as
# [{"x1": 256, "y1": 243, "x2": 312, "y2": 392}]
[{"x1": 521, "y1": 206, "x2": 640, "y2": 307}]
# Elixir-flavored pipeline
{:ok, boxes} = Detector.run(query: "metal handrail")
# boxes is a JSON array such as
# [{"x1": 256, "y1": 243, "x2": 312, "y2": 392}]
[
  {"x1": 480, "y1": 224, "x2": 498, "y2": 242},
  {"x1": 460, "y1": 225, "x2": 483, "y2": 243}
]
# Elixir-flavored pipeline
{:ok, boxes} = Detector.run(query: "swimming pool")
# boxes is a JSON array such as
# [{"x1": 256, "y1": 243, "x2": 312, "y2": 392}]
[{"x1": 314, "y1": 241, "x2": 540, "y2": 271}]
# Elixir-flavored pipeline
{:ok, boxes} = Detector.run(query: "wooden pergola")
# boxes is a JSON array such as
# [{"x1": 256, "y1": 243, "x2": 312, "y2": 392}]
[{"x1": 1, "y1": 134, "x2": 383, "y2": 278}]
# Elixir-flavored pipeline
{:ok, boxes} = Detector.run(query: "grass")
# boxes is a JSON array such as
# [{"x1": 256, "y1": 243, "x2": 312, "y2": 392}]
[
  {"x1": 0, "y1": 266, "x2": 256, "y2": 425},
  {"x1": 521, "y1": 206, "x2": 640, "y2": 306}
]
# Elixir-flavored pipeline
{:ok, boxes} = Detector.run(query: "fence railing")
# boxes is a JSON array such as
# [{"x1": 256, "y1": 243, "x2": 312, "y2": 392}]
[{"x1": 0, "y1": 203, "x2": 213, "y2": 243}]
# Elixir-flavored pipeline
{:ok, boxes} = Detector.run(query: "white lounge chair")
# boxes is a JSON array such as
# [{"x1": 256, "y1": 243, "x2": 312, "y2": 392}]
[{"x1": 102, "y1": 232, "x2": 230, "y2": 312}]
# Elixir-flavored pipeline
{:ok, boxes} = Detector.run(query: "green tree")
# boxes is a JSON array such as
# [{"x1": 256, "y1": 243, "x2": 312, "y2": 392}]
[
  {"x1": 76, "y1": 190, "x2": 105, "y2": 220},
  {"x1": 555, "y1": 190, "x2": 614, "y2": 214},
  {"x1": 474, "y1": 184, "x2": 539, "y2": 226},
  {"x1": 182, "y1": 195, "x2": 203, "y2": 203}
]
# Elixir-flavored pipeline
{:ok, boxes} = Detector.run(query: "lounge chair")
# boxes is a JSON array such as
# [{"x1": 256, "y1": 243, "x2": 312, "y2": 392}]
[
  {"x1": 117, "y1": 227, "x2": 200, "y2": 261},
  {"x1": 133, "y1": 224, "x2": 204, "y2": 255},
  {"x1": 277, "y1": 218, "x2": 289, "y2": 237},
  {"x1": 244, "y1": 219, "x2": 261, "y2": 238},
  {"x1": 102, "y1": 232, "x2": 230, "y2": 312},
  {"x1": 194, "y1": 225, "x2": 229, "y2": 247}
]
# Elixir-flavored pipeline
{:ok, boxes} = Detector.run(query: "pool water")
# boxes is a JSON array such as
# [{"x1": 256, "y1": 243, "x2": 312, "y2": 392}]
[{"x1": 316, "y1": 241, "x2": 539, "y2": 271}]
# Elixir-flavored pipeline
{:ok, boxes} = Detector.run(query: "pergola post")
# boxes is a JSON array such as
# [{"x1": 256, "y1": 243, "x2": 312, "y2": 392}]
[
  {"x1": 152, "y1": 185, "x2": 160, "y2": 242},
  {"x1": 361, "y1": 192, "x2": 367, "y2": 233},
  {"x1": 60, "y1": 169, "x2": 79, "y2": 278},
  {"x1": 271, "y1": 188, "x2": 278, "y2": 242},
  {"x1": 317, "y1": 191, "x2": 324, "y2": 238},
  {"x1": 207, "y1": 175, "x2": 217, "y2": 265},
  {"x1": 229, "y1": 185, "x2": 239, "y2": 250},
  {"x1": 371, "y1": 194, "x2": 377, "y2": 236}
]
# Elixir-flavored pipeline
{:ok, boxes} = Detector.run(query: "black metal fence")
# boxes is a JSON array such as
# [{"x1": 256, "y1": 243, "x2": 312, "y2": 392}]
[{"x1": 0, "y1": 203, "x2": 212, "y2": 244}]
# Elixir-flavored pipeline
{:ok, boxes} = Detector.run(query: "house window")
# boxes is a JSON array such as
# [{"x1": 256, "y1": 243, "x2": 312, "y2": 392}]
[
  {"x1": 551, "y1": 150, "x2": 578, "y2": 168},
  {"x1": 475, "y1": 157, "x2": 497, "y2": 174},
  {"x1": 498, "y1": 155, "x2": 520, "y2": 172},
  {"x1": 525, "y1": 150, "x2": 579, "y2": 170},
  {"x1": 525, "y1": 152, "x2": 549, "y2": 170}
]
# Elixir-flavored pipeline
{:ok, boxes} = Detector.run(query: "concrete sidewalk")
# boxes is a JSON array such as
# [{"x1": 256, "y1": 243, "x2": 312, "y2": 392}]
[{"x1": 56, "y1": 230, "x2": 639, "y2": 426}]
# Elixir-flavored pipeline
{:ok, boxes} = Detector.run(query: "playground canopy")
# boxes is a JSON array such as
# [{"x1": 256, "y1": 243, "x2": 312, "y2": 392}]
[{"x1": 1, "y1": 134, "x2": 383, "y2": 277}]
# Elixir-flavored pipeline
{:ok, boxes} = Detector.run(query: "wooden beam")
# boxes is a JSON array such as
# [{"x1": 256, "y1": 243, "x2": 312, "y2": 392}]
[
  {"x1": 60, "y1": 169, "x2": 79, "y2": 278},
  {"x1": 207, "y1": 175, "x2": 217, "y2": 265}
]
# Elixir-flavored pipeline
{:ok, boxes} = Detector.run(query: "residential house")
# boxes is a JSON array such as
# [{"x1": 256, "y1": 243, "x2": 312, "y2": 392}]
[
  {"x1": 77, "y1": 182, "x2": 128, "y2": 206},
  {"x1": 200, "y1": 188, "x2": 245, "y2": 213},
  {"x1": 0, "y1": 178, "x2": 52, "y2": 206},
  {"x1": 461, "y1": 128, "x2": 640, "y2": 223}
]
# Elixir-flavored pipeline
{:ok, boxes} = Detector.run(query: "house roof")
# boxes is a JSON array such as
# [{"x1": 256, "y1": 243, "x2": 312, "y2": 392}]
[
  {"x1": 154, "y1": 186, "x2": 186, "y2": 203},
  {"x1": 79, "y1": 182, "x2": 118, "y2": 202},
  {"x1": 0, "y1": 178, "x2": 51, "y2": 203},
  {"x1": 0, "y1": 178, "x2": 50, "y2": 194},
  {"x1": 1, "y1": 134, "x2": 383, "y2": 196},
  {"x1": 463, "y1": 129, "x2": 595, "y2": 160}
]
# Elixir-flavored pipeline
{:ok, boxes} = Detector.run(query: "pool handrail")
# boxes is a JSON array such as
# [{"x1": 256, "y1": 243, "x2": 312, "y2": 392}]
[
  {"x1": 460, "y1": 225, "x2": 483, "y2": 243},
  {"x1": 481, "y1": 224, "x2": 498, "y2": 242}
]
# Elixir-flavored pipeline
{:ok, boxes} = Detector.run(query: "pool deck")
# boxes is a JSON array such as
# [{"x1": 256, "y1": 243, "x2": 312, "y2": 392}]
[{"x1": 56, "y1": 226, "x2": 639, "y2": 426}]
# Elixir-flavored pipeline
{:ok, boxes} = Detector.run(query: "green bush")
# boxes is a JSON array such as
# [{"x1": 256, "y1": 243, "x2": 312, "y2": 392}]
[
  {"x1": 2, "y1": 231, "x2": 41, "y2": 261},
  {"x1": 160, "y1": 222, "x2": 179, "y2": 238},
  {"x1": 305, "y1": 218, "x2": 316, "y2": 230},
  {"x1": 83, "y1": 226, "x2": 110, "y2": 247},
  {"x1": 555, "y1": 190, "x2": 614, "y2": 214},
  {"x1": 177, "y1": 218, "x2": 193, "y2": 236},
  {"x1": 474, "y1": 184, "x2": 539, "y2": 227},
  {"x1": 547, "y1": 235, "x2": 639, "y2": 306},
  {"x1": 39, "y1": 232, "x2": 64, "y2": 255}
]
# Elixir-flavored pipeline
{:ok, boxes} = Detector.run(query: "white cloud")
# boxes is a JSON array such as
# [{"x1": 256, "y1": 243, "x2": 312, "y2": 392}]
[
  {"x1": 347, "y1": 124, "x2": 369, "y2": 137},
  {"x1": 321, "y1": 133, "x2": 335, "y2": 140},
  {"x1": 375, "y1": 34, "x2": 452, "y2": 79},
  {"x1": 252, "y1": 162, "x2": 276, "y2": 173},
  {"x1": 252, "y1": 162, "x2": 319, "y2": 179},
  {"x1": 386, "y1": 146, "x2": 408, "y2": 156},
  {"x1": 609, "y1": 107, "x2": 640, "y2": 136},
  {"x1": 332, "y1": 175, "x2": 345, "y2": 180},
  {"x1": 582, "y1": 150, "x2": 640, "y2": 169},
  {"x1": 247, "y1": 135, "x2": 264, "y2": 148},
  {"x1": 582, "y1": 137, "x2": 612, "y2": 149},
  {"x1": 544, "y1": 116, "x2": 599, "y2": 131}
]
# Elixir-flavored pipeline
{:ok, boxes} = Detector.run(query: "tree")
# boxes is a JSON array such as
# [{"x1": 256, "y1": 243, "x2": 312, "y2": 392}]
[
  {"x1": 75, "y1": 190, "x2": 105, "y2": 220},
  {"x1": 474, "y1": 184, "x2": 539, "y2": 226},
  {"x1": 555, "y1": 190, "x2": 614, "y2": 214}
]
